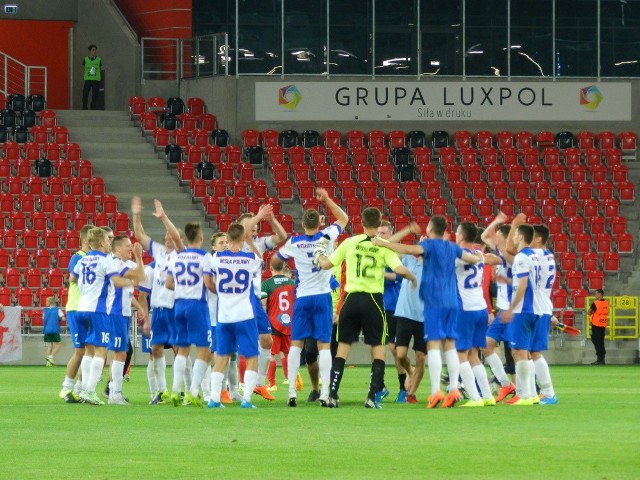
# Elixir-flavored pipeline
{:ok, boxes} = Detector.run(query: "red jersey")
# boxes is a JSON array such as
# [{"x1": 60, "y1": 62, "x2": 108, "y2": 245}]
[{"x1": 260, "y1": 274, "x2": 296, "y2": 335}]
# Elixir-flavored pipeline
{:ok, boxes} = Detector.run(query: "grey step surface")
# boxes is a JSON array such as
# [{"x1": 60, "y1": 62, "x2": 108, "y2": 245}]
[{"x1": 54, "y1": 110, "x2": 216, "y2": 240}]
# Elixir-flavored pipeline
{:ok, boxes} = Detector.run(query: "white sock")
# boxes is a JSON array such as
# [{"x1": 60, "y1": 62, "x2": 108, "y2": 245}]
[
  {"x1": 155, "y1": 357, "x2": 167, "y2": 392},
  {"x1": 485, "y1": 353, "x2": 511, "y2": 387},
  {"x1": 228, "y1": 359, "x2": 239, "y2": 392},
  {"x1": 243, "y1": 370, "x2": 258, "y2": 403},
  {"x1": 459, "y1": 361, "x2": 481, "y2": 401},
  {"x1": 210, "y1": 371, "x2": 224, "y2": 404},
  {"x1": 473, "y1": 364, "x2": 493, "y2": 399},
  {"x1": 172, "y1": 355, "x2": 187, "y2": 393},
  {"x1": 146, "y1": 361, "x2": 158, "y2": 394},
  {"x1": 318, "y1": 349, "x2": 332, "y2": 399},
  {"x1": 529, "y1": 360, "x2": 537, "y2": 398},
  {"x1": 287, "y1": 346, "x2": 302, "y2": 398},
  {"x1": 111, "y1": 360, "x2": 125, "y2": 394},
  {"x1": 184, "y1": 356, "x2": 193, "y2": 391},
  {"x1": 427, "y1": 349, "x2": 443, "y2": 395},
  {"x1": 74, "y1": 379, "x2": 83, "y2": 394},
  {"x1": 201, "y1": 365, "x2": 212, "y2": 401},
  {"x1": 80, "y1": 355, "x2": 93, "y2": 390},
  {"x1": 257, "y1": 347, "x2": 271, "y2": 386},
  {"x1": 62, "y1": 376, "x2": 75, "y2": 390},
  {"x1": 534, "y1": 357, "x2": 555, "y2": 397},
  {"x1": 515, "y1": 360, "x2": 531, "y2": 399},
  {"x1": 87, "y1": 356, "x2": 104, "y2": 394},
  {"x1": 444, "y1": 349, "x2": 460, "y2": 393},
  {"x1": 189, "y1": 359, "x2": 208, "y2": 398}
]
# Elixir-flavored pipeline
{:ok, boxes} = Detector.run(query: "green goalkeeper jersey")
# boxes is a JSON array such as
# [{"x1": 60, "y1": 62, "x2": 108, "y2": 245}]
[{"x1": 328, "y1": 234, "x2": 401, "y2": 294}]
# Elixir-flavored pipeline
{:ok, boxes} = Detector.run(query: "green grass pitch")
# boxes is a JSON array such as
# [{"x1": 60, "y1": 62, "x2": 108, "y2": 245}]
[{"x1": 0, "y1": 364, "x2": 639, "y2": 479}]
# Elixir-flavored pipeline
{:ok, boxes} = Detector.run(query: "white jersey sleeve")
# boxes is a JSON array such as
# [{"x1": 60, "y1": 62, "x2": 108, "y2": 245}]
[
  {"x1": 511, "y1": 248, "x2": 540, "y2": 314},
  {"x1": 534, "y1": 248, "x2": 555, "y2": 315},
  {"x1": 149, "y1": 240, "x2": 176, "y2": 308}
]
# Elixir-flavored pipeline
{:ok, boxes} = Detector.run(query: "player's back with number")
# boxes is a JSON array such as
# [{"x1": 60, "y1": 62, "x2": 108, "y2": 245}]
[
  {"x1": 170, "y1": 248, "x2": 210, "y2": 301},
  {"x1": 210, "y1": 250, "x2": 262, "y2": 323},
  {"x1": 75, "y1": 251, "x2": 117, "y2": 313},
  {"x1": 455, "y1": 247, "x2": 486, "y2": 311},
  {"x1": 534, "y1": 248, "x2": 555, "y2": 315},
  {"x1": 332, "y1": 234, "x2": 401, "y2": 293}
]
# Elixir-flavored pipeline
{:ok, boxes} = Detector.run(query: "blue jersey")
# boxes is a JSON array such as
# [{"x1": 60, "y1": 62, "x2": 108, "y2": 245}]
[
  {"x1": 382, "y1": 266, "x2": 402, "y2": 312},
  {"x1": 43, "y1": 307, "x2": 62, "y2": 334},
  {"x1": 419, "y1": 239, "x2": 463, "y2": 309}
]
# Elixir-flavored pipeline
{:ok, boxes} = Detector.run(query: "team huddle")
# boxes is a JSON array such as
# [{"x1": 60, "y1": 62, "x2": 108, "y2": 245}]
[{"x1": 57, "y1": 191, "x2": 558, "y2": 409}]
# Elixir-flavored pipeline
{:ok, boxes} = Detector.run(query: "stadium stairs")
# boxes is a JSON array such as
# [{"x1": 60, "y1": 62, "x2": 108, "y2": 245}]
[{"x1": 54, "y1": 109, "x2": 211, "y2": 240}]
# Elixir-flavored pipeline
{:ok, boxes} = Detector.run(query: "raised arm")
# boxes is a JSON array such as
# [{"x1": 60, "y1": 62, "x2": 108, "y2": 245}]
[
  {"x1": 153, "y1": 199, "x2": 184, "y2": 252},
  {"x1": 131, "y1": 196, "x2": 151, "y2": 251},
  {"x1": 482, "y1": 211, "x2": 508, "y2": 250},
  {"x1": 316, "y1": 187, "x2": 349, "y2": 231},
  {"x1": 371, "y1": 237, "x2": 424, "y2": 256},
  {"x1": 505, "y1": 212, "x2": 527, "y2": 256},
  {"x1": 266, "y1": 212, "x2": 287, "y2": 246},
  {"x1": 242, "y1": 204, "x2": 274, "y2": 238}
]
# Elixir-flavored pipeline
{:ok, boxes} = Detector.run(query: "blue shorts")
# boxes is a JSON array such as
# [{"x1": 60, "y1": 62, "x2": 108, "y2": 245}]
[
  {"x1": 456, "y1": 309, "x2": 488, "y2": 350},
  {"x1": 530, "y1": 313, "x2": 551, "y2": 352},
  {"x1": 82, "y1": 312, "x2": 110, "y2": 348},
  {"x1": 141, "y1": 333, "x2": 152, "y2": 353},
  {"x1": 210, "y1": 324, "x2": 217, "y2": 353},
  {"x1": 66, "y1": 310, "x2": 89, "y2": 348},
  {"x1": 291, "y1": 293, "x2": 333, "y2": 343},
  {"x1": 150, "y1": 307, "x2": 176, "y2": 346},
  {"x1": 508, "y1": 313, "x2": 537, "y2": 351},
  {"x1": 252, "y1": 294, "x2": 271, "y2": 335},
  {"x1": 174, "y1": 299, "x2": 211, "y2": 348},
  {"x1": 424, "y1": 305, "x2": 458, "y2": 342},
  {"x1": 108, "y1": 314, "x2": 130, "y2": 352},
  {"x1": 486, "y1": 311, "x2": 508, "y2": 343},
  {"x1": 216, "y1": 319, "x2": 259, "y2": 358}
]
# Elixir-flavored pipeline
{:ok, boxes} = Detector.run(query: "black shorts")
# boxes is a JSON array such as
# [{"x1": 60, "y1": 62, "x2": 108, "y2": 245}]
[
  {"x1": 337, "y1": 292, "x2": 387, "y2": 346},
  {"x1": 386, "y1": 311, "x2": 398, "y2": 344},
  {"x1": 395, "y1": 316, "x2": 427, "y2": 354}
]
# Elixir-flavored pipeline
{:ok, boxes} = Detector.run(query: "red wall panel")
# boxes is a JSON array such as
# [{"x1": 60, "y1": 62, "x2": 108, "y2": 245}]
[{"x1": 0, "y1": 20, "x2": 73, "y2": 109}]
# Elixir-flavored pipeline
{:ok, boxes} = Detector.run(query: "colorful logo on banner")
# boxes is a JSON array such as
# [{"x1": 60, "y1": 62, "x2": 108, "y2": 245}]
[
  {"x1": 580, "y1": 85, "x2": 603, "y2": 110},
  {"x1": 279, "y1": 85, "x2": 302, "y2": 110}
]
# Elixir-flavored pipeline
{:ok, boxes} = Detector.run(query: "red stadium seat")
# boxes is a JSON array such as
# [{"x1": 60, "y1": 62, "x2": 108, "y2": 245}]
[
  {"x1": 453, "y1": 130, "x2": 472, "y2": 149},
  {"x1": 413, "y1": 146, "x2": 432, "y2": 165},
  {"x1": 615, "y1": 232, "x2": 634, "y2": 254},
  {"x1": 564, "y1": 270, "x2": 583, "y2": 290},
  {"x1": 576, "y1": 131, "x2": 595, "y2": 149},
  {"x1": 346, "y1": 130, "x2": 365, "y2": 148},
  {"x1": 580, "y1": 252, "x2": 599, "y2": 272},
  {"x1": 552, "y1": 288, "x2": 568, "y2": 309},
  {"x1": 617, "y1": 131, "x2": 637, "y2": 154},
  {"x1": 367, "y1": 130, "x2": 385, "y2": 148},
  {"x1": 387, "y1": 130, "x2": 406, "y2": 149},
  {"x1": 187, "y1": 97, "x2": 206, "y2": 116},
  {"x1": 495, "y1": 131, "x2": 513, "y2": 150},
  {"x1": 594, "y1": 233, "x2": 612, "y2": 253},
  {"x1": 596, "y1": 131, "x2": 616, "y2": 150},
  {"x1": 586, "y1": 271, "x2": 605, "y2": 290},
  {"x1": 556, "y1": 252, "x2": 577, "y2": 272},
  {"x1": 602, "y1": 252, "x2": 620, "y2": 274},
  {"x1": 617, "y1": 181, "x2": 635, "y2": 203},
  {"x1": 572, "y1": 233, "x2": 591, "y2": 254},
  {"x1": 514, "y1": 131, "x2": 533, "y2": 149},
  {"x1": 474, "y1": 130, "x2": 493, "y2": 149}
]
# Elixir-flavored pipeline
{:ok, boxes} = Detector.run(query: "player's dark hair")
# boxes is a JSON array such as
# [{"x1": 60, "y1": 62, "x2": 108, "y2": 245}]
[
  {"x1": 88, "y1": 44, "x2": 97, "y2": 51},
  {"x1": 475, "y1": 227, "x2": 485, "y2": 245},
  {"x1": 458, "y1": 221, "x2": 478, "y2": 243},
  {"x1": 430, "y1": 215, "x2": 447, "y2": 236},
  {"x1": 533, "y1": 224, "x2": 550, "y2": 244},
  {"x1": 184, "y1": 222, "x2": 202, "y2": 243},
  {"x1": 595, "y1": 288, "x2": 604, "y2": 295},
  {"x1": 517, "y1": 224, "x2": 535, "y2": 244},
  {"x1": 112, "y1": 235, "x2": 129, "y2": 250},
  {"x1": 362, "y1": 207, "x2": 382, "y2": 228},
  {"x1": 227, "y1": 222, "x2": 245, "y2": 241},
  {"x1": 497, "y1": 224, "x2": 511, "y2": 237},
  {"x1": 302, "y1": 209, "x2": 320, "y2": 229}
]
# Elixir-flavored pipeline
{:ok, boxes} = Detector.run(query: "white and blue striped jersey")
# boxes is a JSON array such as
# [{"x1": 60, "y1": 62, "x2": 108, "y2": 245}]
[
  {"x1": 73, "y1": 250, "x2": 119, "y2": 313},
  {"x1": 277, "y1": 224, "x2": 341, "y2": 298},
  {"x1": 207, "y1": 250, "x2": 262, "y2": 323},
  {"x1": 242, "y1": 236, "x2": 272, "y2": 296},
  {"x1": 494, "y1": 249, "x2": 513, "y2": 311},
  {"x1": 107, "y1": 258, "x2": 136, "y2": 317},
  {"x1": 167, "y1": 248, "x2": 211, "y2": 302},
  {"x1": 394, "y1": 255, "x2": 424, "y2": 322},
  {"x1": 455, "y1": 248, "x2": 487, "y2": 311},
  {"x1": 511, "y1": 247, "x2": 541, "y2": 314},
  {"x1": 138, "y1": 264, "x2": 154, "y2": 299},
  {"x1": 534, "y1": 248, "x2": 555, "y2": 315},
  {"x1": 148, "y1": 240, "x2": 176, "y2": 309}
]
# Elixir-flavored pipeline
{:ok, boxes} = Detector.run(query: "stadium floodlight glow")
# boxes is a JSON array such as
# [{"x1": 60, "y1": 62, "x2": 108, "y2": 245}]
[{"x1": 4, "y1": 4, "x2": 18, "y2": 14}]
